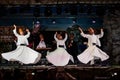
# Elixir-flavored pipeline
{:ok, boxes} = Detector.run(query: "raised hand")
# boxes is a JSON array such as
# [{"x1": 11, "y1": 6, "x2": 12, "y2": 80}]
[
  {"x1": 101, "y1": 28, "x2": 103, "y2": 32},
  {"x1": 55, "y1": 32, "x2": 57, "y2": 34},
  {"x1": 26, "y1": 29, "x2": 29, "y2": 32},
  {"x1": 13, "y1": 24, "x2": 17, "y2": 29},
  {"x1": 78, "y1": 27, "x2": 83, "y2": 33}
]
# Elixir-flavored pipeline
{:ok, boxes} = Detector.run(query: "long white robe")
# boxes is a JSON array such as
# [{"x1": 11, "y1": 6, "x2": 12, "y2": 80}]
[
  {"x1": 46, "y1": 33, "x2": 74, "y2": 66},
  {"x1": 77, "y1": 31, "x2": 109, "y2": 64},
  {"x1": 1, "y1": 28, "x2": 41, "y2": 64}
]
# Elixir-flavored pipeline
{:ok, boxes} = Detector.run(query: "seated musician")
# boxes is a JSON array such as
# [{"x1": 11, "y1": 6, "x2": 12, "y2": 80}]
[{"x1": 36, "y1": 34, "x2": 46, "y2": 49}]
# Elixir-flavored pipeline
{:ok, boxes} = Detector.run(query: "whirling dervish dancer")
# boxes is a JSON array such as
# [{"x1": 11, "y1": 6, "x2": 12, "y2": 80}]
[
  {"x1": 1, "y1": 25, "x2": 41, "y2": 64},
  {"x1": 77, "y1": 27, "x2": 109, "y2": 65}
]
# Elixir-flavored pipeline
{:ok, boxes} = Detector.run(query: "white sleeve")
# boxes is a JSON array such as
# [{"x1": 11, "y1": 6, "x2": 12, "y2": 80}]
[
  {"x1": 54, "y1": 33, "x2": 58, "y2": 41},
  {"x1": 25, "y1": 32, "x2": 30, "y2": 38},
  {"x1": 13, "y1": 29, "x2": 19, "y2": 37},
  {"x1": 64, "y1": 34, "x2": 68, "y2": 41},
  {"x1": 97, "y1": 31, "x2": 104, "y2": 38},
  {"x1": 81, "y1": 32, "x2": 89, "y2": 38}
]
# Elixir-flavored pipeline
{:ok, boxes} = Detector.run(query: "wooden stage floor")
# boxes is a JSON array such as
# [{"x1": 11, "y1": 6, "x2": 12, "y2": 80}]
[{"x1": 0, "y1": 64, "x2": 120, "y2": 80}]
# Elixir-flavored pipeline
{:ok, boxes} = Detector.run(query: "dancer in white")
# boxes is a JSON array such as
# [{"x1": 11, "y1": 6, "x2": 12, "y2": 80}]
[
  {"x1": 46, "y1": 32, "x2": 74, "y2": 66},
  {"x1": 77, "y1": 27, "x2": 109, "y2": 65},
  {"x1": 1, "y1": 25, "x2": 41, "y2": 64}
]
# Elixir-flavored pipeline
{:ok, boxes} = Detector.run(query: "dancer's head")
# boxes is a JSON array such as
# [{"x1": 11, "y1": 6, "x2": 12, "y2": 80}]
[
  {"x1": 57, "y1": 34, "x2": 63, "y2": 40},
  {"x1": 88, "y1": 27, "x2": 94, "y2": 35},
  {"x1": 18, "y1": 28, "x2": 24, "y2": 35},
  {"x1": 39, "y1": 34, "x2": 44, "y2": 41},
  {"x1": 57, "y1": 32, "x2": 64, "y2": 40},
  {"x1": 69, "y1": 33, "x2": 74, "y2": 40}
]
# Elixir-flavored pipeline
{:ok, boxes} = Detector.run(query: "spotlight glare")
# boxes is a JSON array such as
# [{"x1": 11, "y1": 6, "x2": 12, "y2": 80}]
[
  {"x1": 92, "y1": 20, "x2": 96, "y2": 23},
  {"x1": 112, "y1": 72, "x2": 117, "y2": 77},
  {"x1": 73, "y1": 21, "x2": 76, "y2": 23},
  {"x1": 31, "y1": 72, "x2": 35, "y2": 75},
  {"x1": 114, "y1": 72, "x2": 117, "y2": 76},
  {"x1": 52, "y1": 20, "x2": 56, "y2": 24}
]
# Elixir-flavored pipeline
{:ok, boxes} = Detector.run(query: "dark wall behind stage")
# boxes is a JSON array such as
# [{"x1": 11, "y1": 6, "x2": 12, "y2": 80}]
[
  {"x1": 0, "y1": 4, "x2": 105, "y2": 31},
  {"x1": 0, "y1": 17, "x2": 103, "y2": 31}
]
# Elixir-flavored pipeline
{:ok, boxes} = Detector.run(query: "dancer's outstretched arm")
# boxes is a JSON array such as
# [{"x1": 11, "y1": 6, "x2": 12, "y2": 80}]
[
  {"x1": 13, "y1": 24, "x2": 19, "y2": 37},
  {"x1": 54, "y1": 32, "x2": 58, "y2": 41},
  {"x1": 78, "y1": 27, "x2": 89, "y2": 38},
  {"x1": 97, "y1": 28, "x2": 104, "y2": 38},
  {"x1": 64, "y1": 32, "x2": 68, "y2": 41},
  {"x1": 78, "y1": 27, "x2": 83, "y2": 33},
  {"x1": 25, "y1": 29, "x2": 30, "y2": 38}
]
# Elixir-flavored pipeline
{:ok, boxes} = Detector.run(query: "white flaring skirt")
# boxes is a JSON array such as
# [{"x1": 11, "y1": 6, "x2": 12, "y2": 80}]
[
  {"x1": 46, "y1": 47, "x2": 74, "y2": 66},
  {"x1": 1, "y1": 46, "x2": 41, "y2": 64},
  {"x1": 77, "y1": 45, "x2": 109, "y2": 64}
]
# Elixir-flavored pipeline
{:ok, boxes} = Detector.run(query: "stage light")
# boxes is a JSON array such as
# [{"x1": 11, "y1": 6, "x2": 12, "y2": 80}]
[
  {"x1": 52, "y1": 19, "x2": 56, "y2": 24},
  {"x1": 113, "y1": 72, "x2": 117, "y2": 76},
  {"x1": 31, "y1": 72, "x2": 35, "y2": 75},
  {"x1": 92, "y1": 20, "x2": 96, "y2": 23},
  {"x1": 114, "y1": 73, "x2": 117, "y2": 75},
  {"x1": 72, "y1": 19, "x2": 76, "y2": 23},
  {"x1": 112, "y1": 72, "x2": 117, "y2": 77},
  {"x1": 36, "y1": 21, "x2": 40, "y2": 24},
  {"x1": 73, "y1": 20, "x2": 76, "y2": 24}
]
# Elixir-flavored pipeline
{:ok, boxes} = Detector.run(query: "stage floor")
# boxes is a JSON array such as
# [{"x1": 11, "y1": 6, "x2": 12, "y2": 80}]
[{"x1": 0, "y1": 64, "x2": 120, "y2": 80}]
